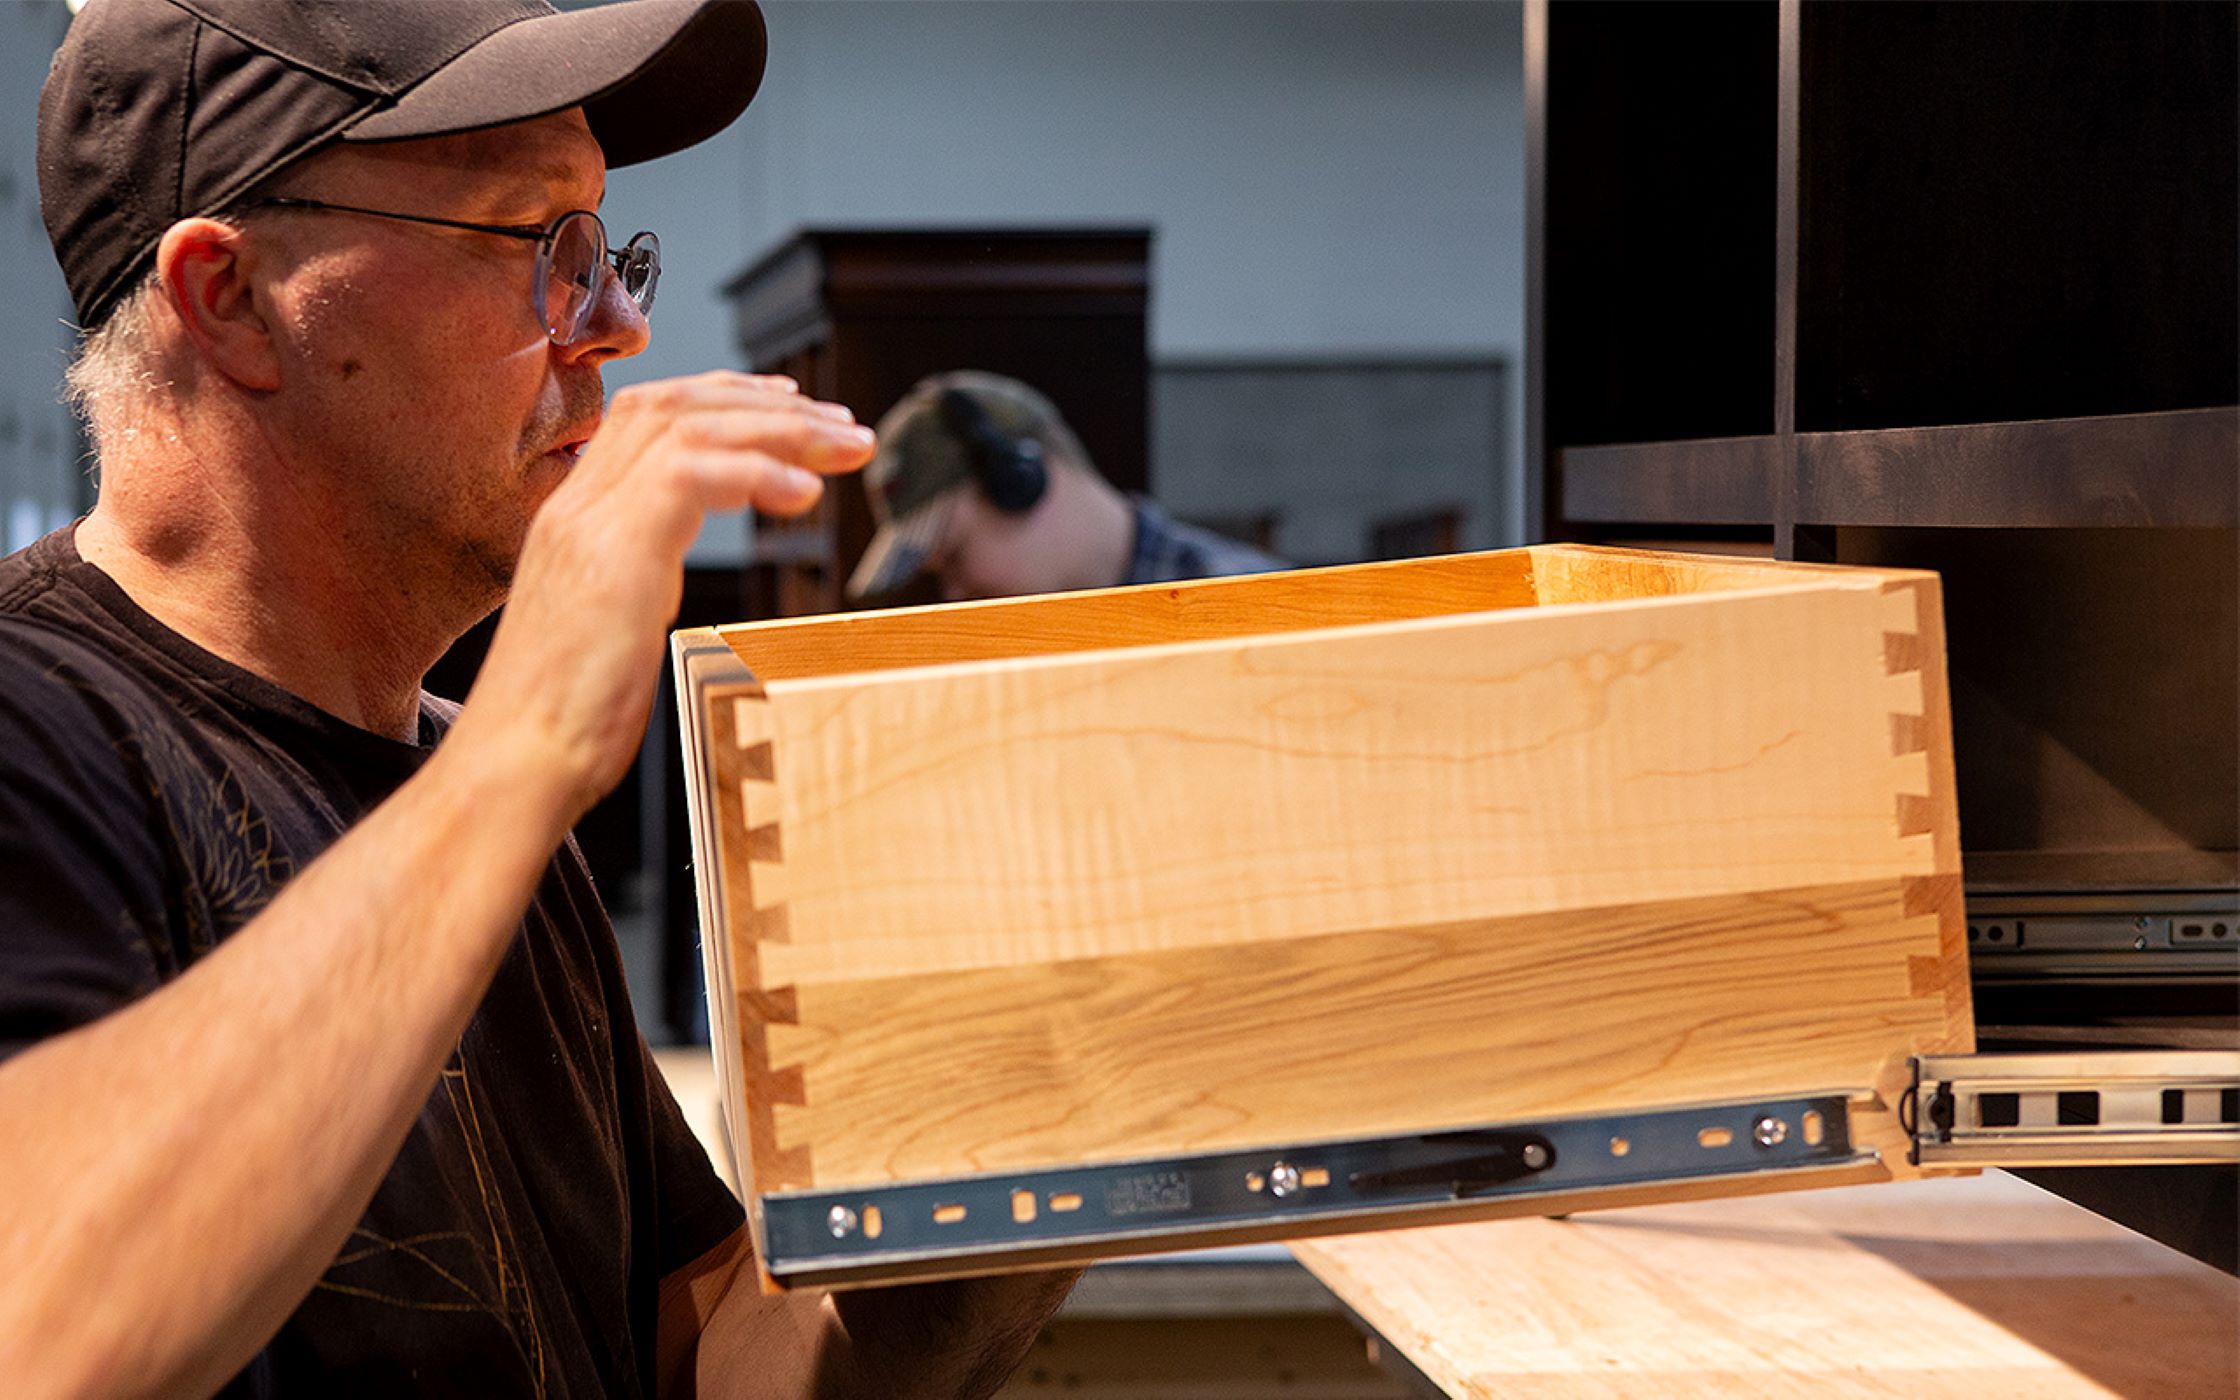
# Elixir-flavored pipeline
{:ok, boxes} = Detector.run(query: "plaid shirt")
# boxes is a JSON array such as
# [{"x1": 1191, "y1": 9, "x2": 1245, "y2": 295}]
[{"x1": 1122, "y1": 499, "x2": 1287, "y2": 585}]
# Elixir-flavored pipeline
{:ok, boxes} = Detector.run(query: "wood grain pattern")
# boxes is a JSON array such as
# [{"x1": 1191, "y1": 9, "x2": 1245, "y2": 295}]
[
  {"x1": 717, "y1": 549, "x2": 1539, "y2": 683},
  {"x1": 766, "y1": 879, "x2": 1949, "y2": 1189},
  {"x1": 1292, "y1": 1173, "x2": 2239, "y2": 1398},
  {"x1": 746, "y1": 576, "x2": 1931, "y2": 986},
  {"x1": 679, "y1": 546, "x2": 1972, "y2": 1242},
  {"x1": 1527, "y1": 541, "x2": 1884, "y2": 603}
]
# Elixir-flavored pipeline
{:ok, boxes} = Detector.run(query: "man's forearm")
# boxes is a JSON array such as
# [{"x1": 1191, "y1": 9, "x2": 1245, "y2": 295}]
[
  {"x1": 679, "y1": 1248, "x2": 1080, "y2": 1400},
  {"x1": 0, "y1": 726, "x2": 577, "y2": 1399}
]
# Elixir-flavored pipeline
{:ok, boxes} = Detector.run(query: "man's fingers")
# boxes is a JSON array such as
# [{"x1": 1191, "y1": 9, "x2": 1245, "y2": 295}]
[
  {"x1": 571, "y1": 372, "x2": 875, "y2": 526},
  {"x1": 672, "y1": 407, "x2": 876, "y2": 474},
  {"x1": 676, "y1": 451, "x2": 828, "y2": 517},
  {"x1": 609, "y1": 373, "x2": 855, "y2": 427},
  {"x1": 699, "y1": 370, "x2": 799, "y2": 396},
  {"x1": 753, "y1": 462, "x2": 827, "y2": 516}
]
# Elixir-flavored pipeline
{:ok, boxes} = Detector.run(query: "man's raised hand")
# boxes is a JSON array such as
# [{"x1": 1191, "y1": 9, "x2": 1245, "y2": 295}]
[{"x1": 457, "y1": 372, "x2": 876, "y2": 819}]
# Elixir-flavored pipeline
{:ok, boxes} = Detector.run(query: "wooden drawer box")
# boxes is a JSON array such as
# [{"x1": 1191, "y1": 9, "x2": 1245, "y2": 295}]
[{"x1": 673, "y1": 544, "x2": 1972, "y2": 1287}]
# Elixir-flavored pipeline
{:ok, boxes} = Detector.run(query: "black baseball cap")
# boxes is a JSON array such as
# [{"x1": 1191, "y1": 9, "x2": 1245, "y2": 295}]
[{"x1": 40, "y1": 0, "x2": 768, "y2": 330}]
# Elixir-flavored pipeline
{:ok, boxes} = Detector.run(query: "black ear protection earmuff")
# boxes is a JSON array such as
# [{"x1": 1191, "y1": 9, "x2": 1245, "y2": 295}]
[{"x1": 938, "y1": 388, "x2": 1049, "y2": 515}]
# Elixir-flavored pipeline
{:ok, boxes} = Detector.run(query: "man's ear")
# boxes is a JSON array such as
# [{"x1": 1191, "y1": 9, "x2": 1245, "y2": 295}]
[{"x1": 152, "y1": 217, "x2": 281, "y2": 393}]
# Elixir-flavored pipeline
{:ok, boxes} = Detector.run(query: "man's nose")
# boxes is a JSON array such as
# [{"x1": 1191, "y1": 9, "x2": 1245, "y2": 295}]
[{"x1": 556, "y1": 265, "x2": 650, "y2": 365}]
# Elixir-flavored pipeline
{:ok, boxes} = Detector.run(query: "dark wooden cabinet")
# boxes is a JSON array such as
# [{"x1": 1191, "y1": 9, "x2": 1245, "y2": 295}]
[{"x1": 721, "y1": 229, "x2": 1152, "y2": 616}]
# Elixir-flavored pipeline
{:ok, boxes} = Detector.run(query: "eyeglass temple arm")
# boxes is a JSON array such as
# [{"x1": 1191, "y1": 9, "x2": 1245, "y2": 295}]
[{"x1": 246, "y1": 196, "x2": 548, "y2": 243}]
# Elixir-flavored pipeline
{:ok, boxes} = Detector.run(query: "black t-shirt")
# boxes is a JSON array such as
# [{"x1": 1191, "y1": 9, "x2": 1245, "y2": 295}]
[{"x1": 0, "y1": 527, "x2": 745, "y2": 1397}]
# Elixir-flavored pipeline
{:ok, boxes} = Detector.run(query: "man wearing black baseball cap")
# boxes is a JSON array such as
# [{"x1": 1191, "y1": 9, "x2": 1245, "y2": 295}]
[{"x1": 0, "y1": 1, "x2": 1070, "y2": 1394}]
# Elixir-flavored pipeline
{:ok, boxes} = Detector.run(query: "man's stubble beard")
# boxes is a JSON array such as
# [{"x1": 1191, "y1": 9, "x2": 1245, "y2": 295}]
[
  {"x1": 456, "y1": 449, "x2": 550, "y2": 613},
  {"x1": 467, "y1": 373, "x2": 606, "y2": 604}
]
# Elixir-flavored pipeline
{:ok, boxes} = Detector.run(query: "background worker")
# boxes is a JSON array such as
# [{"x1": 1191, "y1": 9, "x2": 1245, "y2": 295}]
[{"x1": 848, "y1": 370, "x2": 1286, "y2": 603}]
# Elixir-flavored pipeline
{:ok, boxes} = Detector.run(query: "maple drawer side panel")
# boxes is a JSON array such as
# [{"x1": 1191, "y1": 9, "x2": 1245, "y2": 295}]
[{"x1": 679, "y1": 548, "x2": 1967, "y2": 1211}]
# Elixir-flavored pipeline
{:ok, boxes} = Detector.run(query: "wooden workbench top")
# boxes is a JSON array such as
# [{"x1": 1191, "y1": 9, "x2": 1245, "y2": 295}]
[{"x1": 1290, "y1": 1172, "x2": 2237, "y2": 1398}]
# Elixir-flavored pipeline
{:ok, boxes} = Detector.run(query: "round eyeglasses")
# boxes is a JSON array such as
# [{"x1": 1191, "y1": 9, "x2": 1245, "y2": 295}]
[{"x1": 245, "y1": 197, "x2": 659, "y2": 344}]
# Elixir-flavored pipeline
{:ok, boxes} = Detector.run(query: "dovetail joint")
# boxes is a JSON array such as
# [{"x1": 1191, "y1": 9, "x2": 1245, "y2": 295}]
[
  {"x1": 746, "y1": 822, "x2": 784, "y2": 861},
  {"x1": 762, "y1": 1062, "x2": 808, "y2": 1107},
  {"x1": 1884, "y1": 630, "x2": 1925, "y2": 676},
  {"x1": 1901, "y1": 873, "x2": 1962, "y2": 920},
  {"x1": 741, "y1": 903, "x2": 790, "y2": 944},
  {"x1": 767, "y1": 1145, "x2": 815, "y2": 1190},
  {"x1": 744, "y1": 984, "x2": 799, "y2": 1025}
]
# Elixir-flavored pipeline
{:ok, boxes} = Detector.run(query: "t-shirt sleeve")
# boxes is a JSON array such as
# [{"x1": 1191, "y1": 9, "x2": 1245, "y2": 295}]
[
  {"x1": 0, "y1": 635, "x2": 171, "y2": 1064},
  {"x1": 632, "y1": 1021, "x2": 747, "y2": 1275}
]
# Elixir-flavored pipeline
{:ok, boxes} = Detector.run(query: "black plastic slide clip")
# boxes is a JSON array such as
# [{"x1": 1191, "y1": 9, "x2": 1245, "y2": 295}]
[{"x1": 1349, "y1": 1129, "x2": 1557, "y2": 1198}]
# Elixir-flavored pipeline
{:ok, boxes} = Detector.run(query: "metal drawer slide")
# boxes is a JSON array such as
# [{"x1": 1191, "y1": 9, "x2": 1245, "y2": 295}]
[
  {"x1": 1912, "y1": 1051, "x2": 2240, "y2": 1168},
  {"x1": 760, "y1": 1091, "x2": 1871, "y2": 1287}
]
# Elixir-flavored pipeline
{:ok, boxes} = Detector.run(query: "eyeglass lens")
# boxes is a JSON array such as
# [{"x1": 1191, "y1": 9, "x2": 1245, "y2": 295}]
[
  {"x1": 544, "y1": 213, "x2": 605, "y2": 342},
  {"x1": 541, "y1": 213, "x2": 661, "y2": 343},
  {"x1": 619, "y1": 233, "x2": 660, "y2": 319}
]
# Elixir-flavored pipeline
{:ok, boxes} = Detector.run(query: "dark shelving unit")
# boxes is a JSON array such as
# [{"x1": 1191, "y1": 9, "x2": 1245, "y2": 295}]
[
  {"x1": 1561, "y1": 407, "x2": 2237, "y2": 531},
  {"x1": 1528, "y1": 0, "x2": 2239, "y2": 1266},
  {"x1": 1530, "y1": 0, "x2": 2237, "y2": 890},
  {"x1": 1796, "y1": 408, "x2": 2237, "y2": 530},
  {"x1": 1533, "y1": 1, "x2": 2237, "y2": 543}
]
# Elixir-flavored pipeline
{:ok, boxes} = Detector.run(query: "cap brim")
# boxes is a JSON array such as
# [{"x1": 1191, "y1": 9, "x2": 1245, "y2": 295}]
[
  {"x1": 846, "y1": 494, "x2": 958, "y2": 601},
  {"x1": 343, "y1": 0, "x2": 767, "y2": 168}
]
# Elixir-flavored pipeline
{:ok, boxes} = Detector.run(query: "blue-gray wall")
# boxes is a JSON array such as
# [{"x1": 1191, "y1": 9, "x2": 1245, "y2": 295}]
[
  {"x1": 604, "y1": 0, "x2": 1527, "y2": 559},
  {"x1": 1, "y1": 1, "x2": 86, "y2": 552},
  {"x1": 7, "y1": 1, "x2": 1525, "y2": 560}
]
